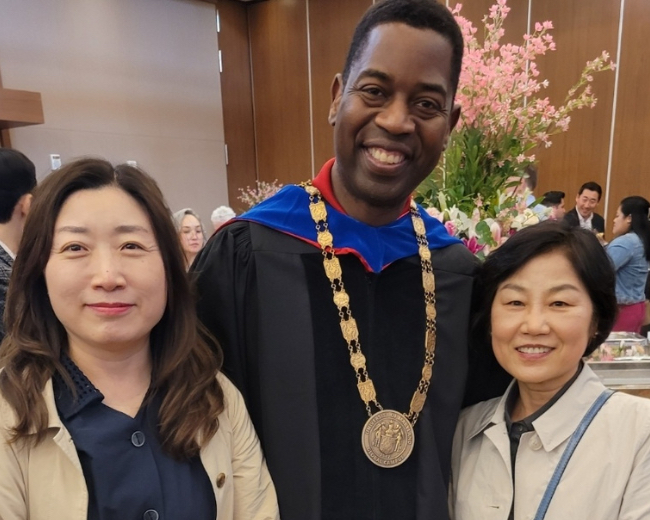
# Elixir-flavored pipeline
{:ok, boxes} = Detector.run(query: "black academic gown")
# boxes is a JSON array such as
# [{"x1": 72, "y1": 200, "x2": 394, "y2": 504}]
[{"x1": 192, "y1": 218, "x2": 508, "y2": 520}]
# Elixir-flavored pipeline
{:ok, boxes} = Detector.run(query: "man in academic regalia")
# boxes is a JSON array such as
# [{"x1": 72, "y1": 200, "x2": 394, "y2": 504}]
[{"x1": 192, "y1": 1, "x2": 508, "y2": 518}]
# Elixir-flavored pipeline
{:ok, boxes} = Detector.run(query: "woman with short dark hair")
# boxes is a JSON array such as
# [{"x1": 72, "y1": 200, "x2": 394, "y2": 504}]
[
  {"x1": 450, "y1": 221, "x2": 650, "y2": 520},
  {"x1": 0, "y1": 158, "x2": 278, "y2": 520}
]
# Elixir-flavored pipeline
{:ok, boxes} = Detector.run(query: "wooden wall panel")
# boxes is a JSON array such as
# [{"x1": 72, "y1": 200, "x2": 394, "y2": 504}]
[
  {"x1": 532, "y1": 0, "x2": 618, "y2": 230},
  {"x1": 248, "y1": 0, "x2": 312, "y2": 185},
  {"x1": 309, "y1": 0, "x2": 371, "y2": 174},
  {"x1": 0, "y1": 88, "x2": 44, "y2": 129},
  {"x1": 609, "y1": 0, "x2": 650, "y2": 232},
  {"x1": 216, "y1": 0, "x2": 258, "y2": 213}
]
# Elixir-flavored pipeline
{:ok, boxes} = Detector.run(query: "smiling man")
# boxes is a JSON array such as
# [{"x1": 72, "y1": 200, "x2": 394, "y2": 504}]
[
  {"x1": 192, "y1": 1, "x2": 508, "y2": 518},
  {"x1": 564, "y1": 181, "x2": 605, "y2": 234}
]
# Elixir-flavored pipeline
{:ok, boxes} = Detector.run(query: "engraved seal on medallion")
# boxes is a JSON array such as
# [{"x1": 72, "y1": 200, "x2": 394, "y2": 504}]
[{"x1": 361, "y1": 410, "x2": 415, "y2": 468}]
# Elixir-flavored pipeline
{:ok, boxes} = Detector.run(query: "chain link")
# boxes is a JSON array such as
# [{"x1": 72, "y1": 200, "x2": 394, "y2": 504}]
[{"x1": 302, "y1": 182, "x2": 437, "y2": 426}]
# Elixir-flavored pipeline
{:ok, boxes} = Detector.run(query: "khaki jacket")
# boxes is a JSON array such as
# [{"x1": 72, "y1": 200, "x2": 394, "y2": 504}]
[
  {"x1": 0, "y1": 373, "x2": 280, "y2": 520},
  {"x1": 450, "y1": 364, "x2": 650, "y2": 520}
]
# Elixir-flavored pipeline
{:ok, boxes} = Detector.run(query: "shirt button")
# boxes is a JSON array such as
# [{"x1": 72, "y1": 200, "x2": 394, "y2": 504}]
[
  {"x1": 143, "y1": 509, "x2": 159, "y2": 520},
  {"x1": 216, "y1": 473, "x2": 227, "y2": 488},
  {"x1": 529, "y1": 436, "x2": 542, "y2": 450},
  {"x1": 131, "y1": 431, "x2": 146, "y2": 447}
]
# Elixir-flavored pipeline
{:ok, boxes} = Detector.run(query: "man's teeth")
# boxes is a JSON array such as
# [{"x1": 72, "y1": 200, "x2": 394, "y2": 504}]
[
  {"x1": 368, "y1": 148, "x2": 404, "y2": 165},
  {"x1": 517, "y1": 346, "x2": 551, "y2": 354}
]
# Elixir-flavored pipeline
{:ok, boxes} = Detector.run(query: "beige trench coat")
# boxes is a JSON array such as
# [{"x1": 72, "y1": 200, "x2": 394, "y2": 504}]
[
  {"x1": 450, "y1": 365, "x2": 650, "y2": 520},
  {"x1": 0, "y1": 373, "x2": 280, "y2": 520}
]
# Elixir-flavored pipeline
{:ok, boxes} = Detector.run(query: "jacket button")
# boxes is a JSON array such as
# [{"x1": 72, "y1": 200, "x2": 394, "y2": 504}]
[
  {"x1": 216, "y1": 473, "x2": 226, "y2": 488},
  {"x1": 131, "y1": 431, "x2": 146, "y2": 447},
  {"x1": 143, "y1": 509, "x2": 159, "y2": 520},
  {"x1": 529, "y1": 436, "x2": 542, "y2": 450}
]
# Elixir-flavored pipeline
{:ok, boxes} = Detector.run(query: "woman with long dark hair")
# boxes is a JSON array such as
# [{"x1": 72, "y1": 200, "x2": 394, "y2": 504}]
[
  {"x1": 0, "y1": 158, "x2": 278, "y2": 520},
  {"x1": 607, "y1": 195, "x2": 650, "y2": 333}
]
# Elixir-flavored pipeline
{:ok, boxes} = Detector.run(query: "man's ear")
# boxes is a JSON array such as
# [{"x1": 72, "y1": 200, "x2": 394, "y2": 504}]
[
  {"x1": 442, "y1": 103, "x2": 461, "y2": 150},
  {"x1": 449, "y1": 103, "x2": 461, "y2": 132},
  {"x1": 328, "y1": 73, "x2": 344, "y2": 127},
  {"x1": 18, "y1": 193, "x2": 33, "y2": 217}
]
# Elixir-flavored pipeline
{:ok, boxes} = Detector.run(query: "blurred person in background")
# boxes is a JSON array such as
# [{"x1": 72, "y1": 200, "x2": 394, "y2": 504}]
[
  {"x1": 541, "y1": 190, "x2": 566, "y2": 221},
  {"x1": 606, "y1": 196, "x2": 650, "y2": 334},
  {"x1": 211, "y1": 206, "x2": 236, "y2": 232},
  {"x1": 173, "y1": 208, "x2": 206, "y2": 270},
  {"x1": 0, "y1": 148, "x2": 37, "y2": 343},
  {"x1": 506, "y1": 164, "x2": 546, "y2": 216}
]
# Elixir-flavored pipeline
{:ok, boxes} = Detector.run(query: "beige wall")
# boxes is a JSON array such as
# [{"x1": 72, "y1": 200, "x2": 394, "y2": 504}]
[{"x1": 0, "y1": 0, "x2": 227, "y2": 226}]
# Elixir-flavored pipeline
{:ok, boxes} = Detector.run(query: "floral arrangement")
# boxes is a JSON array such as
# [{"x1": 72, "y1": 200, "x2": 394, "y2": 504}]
[
  {"x1": 237, "y1": 179, "x2": 283, "y2": 209},
  {"x1": 426, "y1": 190, "x2": 547, "y2": 258},
  {"x1": 415, "y1": 0, "x2": 615, "y2": 254}
]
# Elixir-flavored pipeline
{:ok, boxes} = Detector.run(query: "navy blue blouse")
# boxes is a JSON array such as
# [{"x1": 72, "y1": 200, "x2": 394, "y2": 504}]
[{"x1": 53, "y1": 355, "x2": 216, "y2": 520}]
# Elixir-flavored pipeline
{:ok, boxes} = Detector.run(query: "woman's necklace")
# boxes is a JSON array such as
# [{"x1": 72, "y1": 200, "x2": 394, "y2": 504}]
[{"x1": 302, "y1": 181, "x2": 438, "y2": 468}]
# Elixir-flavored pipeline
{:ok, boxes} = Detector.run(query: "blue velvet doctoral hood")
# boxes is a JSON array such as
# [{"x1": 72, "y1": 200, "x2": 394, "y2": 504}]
[{"x1": 235, "y1": 160, "x2": 460, "y2": 273}]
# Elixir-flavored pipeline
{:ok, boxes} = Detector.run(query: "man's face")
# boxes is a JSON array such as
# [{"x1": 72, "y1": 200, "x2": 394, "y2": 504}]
[
  {"x1": 551, "y1": 198, "x2": 565, "y2": 220},
  {"x1": 575, "y1": 189, "x2": 600, "y2": 219},
  {"x1": 328, "y1": 23, "x2": 460, "y2": 223}
]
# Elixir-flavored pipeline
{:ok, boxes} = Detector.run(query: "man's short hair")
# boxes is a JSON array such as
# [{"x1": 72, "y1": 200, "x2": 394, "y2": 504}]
[
  {"x1": 0, "y1": 148, "x2": 36, "y2": 223},
  {"x1": 342, "y1": 0, "x2": 464, "y2": 96},
  {"x1": 578, "y1": 181, "x2": 602, "y2": 200},
  {"x1": 541, "y1": 190, "x2": 565, "y2": 207}
]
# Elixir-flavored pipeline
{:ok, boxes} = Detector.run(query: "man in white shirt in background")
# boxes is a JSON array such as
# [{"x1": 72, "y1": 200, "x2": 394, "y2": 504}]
[
  {"x1": 0, "y1": 147, "x2": 36, "y2": 342},
  {"x1": 564, "y1": 181, "x2": 605, "y2": 234}
]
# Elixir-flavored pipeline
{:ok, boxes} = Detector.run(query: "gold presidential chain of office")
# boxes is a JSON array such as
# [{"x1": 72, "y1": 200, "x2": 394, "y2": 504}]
[{"x1": 301, "y1": 181, "x2": 438, "y2": 468}]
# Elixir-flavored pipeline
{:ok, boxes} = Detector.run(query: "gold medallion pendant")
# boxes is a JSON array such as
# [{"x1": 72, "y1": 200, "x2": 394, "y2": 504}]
[
  {"x1": 302, "y1": 182, "x2": 437, "y2": 468},
  {"x1": 362, "y1": 410, "x2": 415, "y2": 468}
]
